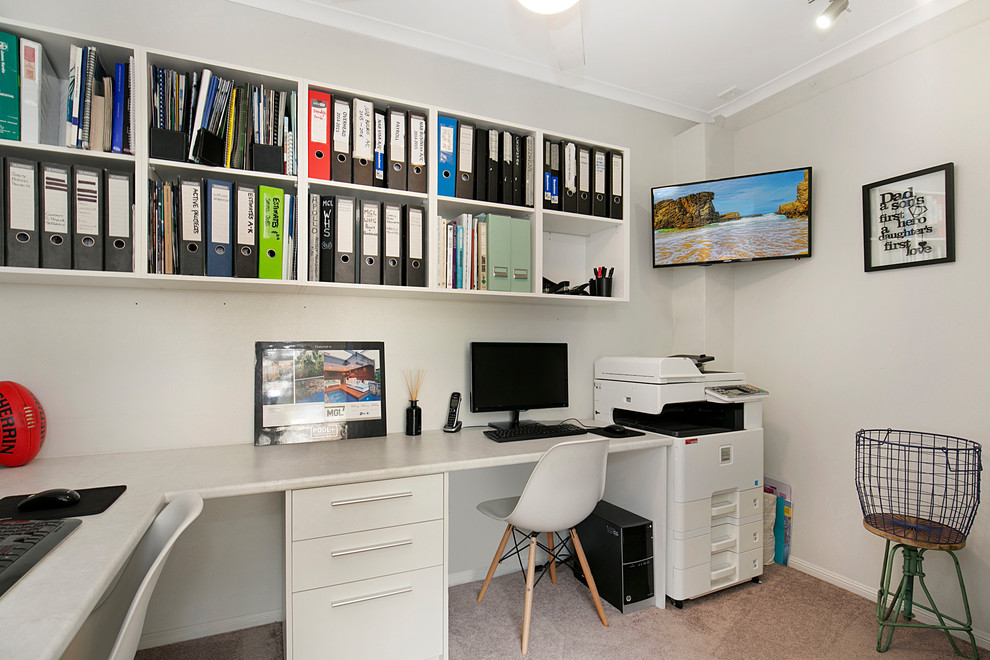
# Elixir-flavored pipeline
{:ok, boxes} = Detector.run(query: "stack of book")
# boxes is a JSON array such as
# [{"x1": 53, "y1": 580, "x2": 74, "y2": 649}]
[
  {"x1": 0, "y1": 30, "x2": 133, "y2": 152},
  {"x1": 436, "y1": 213, "x2": 530, "y2": 293},
  {"x1": 149, "y1": 65, "x2": 297, "y2": 176}
]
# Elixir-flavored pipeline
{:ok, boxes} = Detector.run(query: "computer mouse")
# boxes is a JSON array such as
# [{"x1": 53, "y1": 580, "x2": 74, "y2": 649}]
[
  {"x1": 605, "y1": 424, "x2": 626, "y2": 434},
  {"x1": 16, "y1": 488, "x2": 81, "y2": 512}
]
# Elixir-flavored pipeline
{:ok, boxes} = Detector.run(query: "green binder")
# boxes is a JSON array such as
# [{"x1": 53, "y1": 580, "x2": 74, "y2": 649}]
[
  {"x1": 483, "y1": 214, "x2": 511, "y2": 292},
  {"x1": 0, "y1": 31, "x2": 20, "y2": 141},
  {"x1": 258, "y1": 185, "x2": 284, "y2": 279},
  {"x1": 509, "y1": 216, "x2": 531, "y2": 293}
]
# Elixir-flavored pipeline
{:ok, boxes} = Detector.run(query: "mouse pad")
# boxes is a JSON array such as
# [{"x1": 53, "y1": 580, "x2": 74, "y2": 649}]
[
  {"x1": 0, "y1": 485, "x2": 127, "y2": 520},
  {"x1": 588, "y1": 427, "x2": 645, "y2": 439}
]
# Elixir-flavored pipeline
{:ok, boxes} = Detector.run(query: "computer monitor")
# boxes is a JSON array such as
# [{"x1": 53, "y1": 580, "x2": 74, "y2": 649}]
[{"x1": 469, "y1": 342, "x2": 568, "y2": 429}]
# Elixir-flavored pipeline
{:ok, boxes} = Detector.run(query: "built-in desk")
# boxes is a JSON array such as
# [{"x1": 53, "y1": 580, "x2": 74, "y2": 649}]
[{"x1": 0, "y1": 426, "x2": 671, "y2": 660}]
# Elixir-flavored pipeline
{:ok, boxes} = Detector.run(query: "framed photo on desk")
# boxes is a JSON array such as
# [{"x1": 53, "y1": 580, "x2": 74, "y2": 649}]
[{"x1": 254, "y1": 341, "x2": 387, "y2": 445}]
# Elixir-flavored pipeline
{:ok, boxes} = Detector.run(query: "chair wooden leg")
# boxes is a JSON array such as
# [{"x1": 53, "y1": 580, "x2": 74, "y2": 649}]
[
  {"x1": 547, "y1": 532, "x2": 557, "y2": 584},
  {"x1": 478, "y1": 524, "x2": 513, "y2": 603},
  {"x1": 570, "y1": 527, "x2": 608, "y2": 627},
  {"x1": 521, "y1": 535, "x2": 538, "y2": 655}
]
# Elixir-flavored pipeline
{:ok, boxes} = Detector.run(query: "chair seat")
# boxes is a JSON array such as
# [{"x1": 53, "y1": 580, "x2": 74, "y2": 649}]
[{"x1": 477, "y1": 496, "x2": 519, "y2": 523}]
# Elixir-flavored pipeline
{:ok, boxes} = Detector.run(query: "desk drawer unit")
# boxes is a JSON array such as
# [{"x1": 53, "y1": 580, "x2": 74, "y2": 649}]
[
  {"x1": 287, "y1": 474, "x2": 445, "y2": 660},
  {"x1": 293, "y1": 565, "x2": 444, "y2": 660}
]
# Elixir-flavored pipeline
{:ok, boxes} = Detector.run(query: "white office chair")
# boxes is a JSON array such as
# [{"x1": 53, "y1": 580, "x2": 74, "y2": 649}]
[
  {"x1": 476, "y1": 437, "x2": 610, "y2": 655},
  {"x1": 62, "y1": 492, "x2": 204, "y2": 660}
]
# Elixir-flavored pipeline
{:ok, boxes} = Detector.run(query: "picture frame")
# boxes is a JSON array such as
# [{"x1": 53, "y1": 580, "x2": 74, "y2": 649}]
[
  {"x1": 862, "y1": 163, "x2": 954, "y2": 272},
  {"x1": 254, "y1": 341, "x2": 386, "y2": 446}
]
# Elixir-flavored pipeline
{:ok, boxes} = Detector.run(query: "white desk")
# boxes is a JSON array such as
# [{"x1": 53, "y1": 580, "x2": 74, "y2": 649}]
[{"x1": 0, "y1": 427, "x2": 671, "y2": 660}]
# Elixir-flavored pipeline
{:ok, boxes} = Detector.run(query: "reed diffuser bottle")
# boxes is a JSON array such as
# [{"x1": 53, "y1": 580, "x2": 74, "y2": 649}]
[{"x1": 402, "y1": 369, "x2": 425, "y2": 436}]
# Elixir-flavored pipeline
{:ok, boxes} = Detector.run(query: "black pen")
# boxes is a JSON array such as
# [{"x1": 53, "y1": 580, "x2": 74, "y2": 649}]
[{"x1": 607, "y1": 267, "x2": 614, "y2": 278}]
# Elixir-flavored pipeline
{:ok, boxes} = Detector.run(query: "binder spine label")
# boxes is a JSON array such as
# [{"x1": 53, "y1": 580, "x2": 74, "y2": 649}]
[
  {"x1": 75, "y1": 171, "x2": 100, "y2": 235},
  {"x1": 9, "y1": 163, "x2": 37, "y2": 231},
  {"x1": 180, "y1": 182, "x2": 202, "y2": 241},
  {"x1": 362, "y1": 203, "x2": 379, "y2": 256},
  {"x1": 310, "y1": 98, "x2": 327, "y2": 144},
  {"x1": 458, "y1": 125, "x2": 473, "y2": 174},
  {"x1": 579, "y1": 148, "x2": 591, "y2": 192},
  {"x1": 389, "y1": 110, "x2": 405, "y2": 161},
  {"x1": 43, "y1": 169, "x2": 69, "y2": 233},
  {"x1": 410, "y1": 114, "x2": 426, "y2": 167},
  {"x1": 564, "y1": 143, "x2": 576, "y2": 192},
  {"x1": 612, "y1": 153, "x2": 623, "y2": 193},
  {"x1": 595, "y1": 150, "x2": 607, "y2": 194},
  {"x1": 237, "y1": 188, "x2": 256, "y2": 245},
  {"x1": 384, "y1": 204, "x2": 401, "y2": 256},
  {"x1": 353, "y1": 99, "x2": 373, "y2": 159},
  {"x1": 439, "y1": 123, "x2": 454, "y2": 154},
  {"x1": 409, "y1": 208, "x2": 423, "y2": 260},
  {"x1": 106, "y1": 175, "x2": 131, "y2": 237},
  {"x1": 211, "y1": 184, "x2": 231, "y2": 244},
  {"x1": 332, "y1": 99, "x2": 350, "y2": 153},
  {"x1": 374, "y1": 112, "x2": 386, "y2": 181},
  {"x1": 337, "y1": 197, "x2": 354, "y2": 253}
]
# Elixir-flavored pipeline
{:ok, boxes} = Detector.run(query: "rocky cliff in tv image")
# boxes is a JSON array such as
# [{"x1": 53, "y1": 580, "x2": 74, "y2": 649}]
[
  {"x1": 777, "y1": 170, "x2": 809, "y2": 218},
  {"x1": 652, "y1": 192, "x2": 743, "y2": 230}
]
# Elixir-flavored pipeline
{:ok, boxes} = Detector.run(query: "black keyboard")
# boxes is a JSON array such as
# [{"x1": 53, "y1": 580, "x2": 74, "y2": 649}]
[
  {"x1": 0, "y1": 518, "x2": 81, "y2": 598},
  {"x1": 484, "y1": 423, "x2": 588, "y2": 443}
]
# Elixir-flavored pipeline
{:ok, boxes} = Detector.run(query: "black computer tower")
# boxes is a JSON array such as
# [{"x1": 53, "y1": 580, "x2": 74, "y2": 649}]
[{"x1": 573, "y1": 500, "x2": 655, "y2": 614}]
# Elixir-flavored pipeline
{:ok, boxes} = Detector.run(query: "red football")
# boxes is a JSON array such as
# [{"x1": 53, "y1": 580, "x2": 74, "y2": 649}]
[{"x1": 0, "y1": 381, "x2": 47, "y2": 467}]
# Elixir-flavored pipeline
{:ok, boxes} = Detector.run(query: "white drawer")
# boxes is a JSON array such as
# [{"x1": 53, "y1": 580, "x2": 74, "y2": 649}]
[
  {"x1": 712, "y1": 520, "x2": 763, "y2": 554},
  {"x1": 292, "y1": 519, "x2": 443, "y2": 592},
  {"x1": 291, "y1": 474, "x2": 443, "y2": 540},
  {"x1": 292, "y1": 565, "x2": 444, "y2": 660}
]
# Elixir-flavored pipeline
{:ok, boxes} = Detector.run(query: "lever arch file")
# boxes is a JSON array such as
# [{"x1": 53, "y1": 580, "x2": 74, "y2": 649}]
[
  {"x1": 408, "y1": 111, "x2": 428, "y2": 194},
  {"x1": 308, "y1": 89, "x2": 331, "y2": 180},
  {"x1": 331, "y1": 97, "x2": 351, "y2": 183},
  {"x1": 387, "y1": 107, "x2": 407, "y2": 191},
  {"x1": 358, "y1": 198, "x2": 381, "y2": 284},
  {"x1": 72, "y1": 165, "x2": 103, "y2": 271},
  {"x1": 234, "y1": 183, "x2": 258, "y2": 278},
  {"x1": 206, "y1": 179, "x2": 233, "y2": 277},
  {"x1": 178, "y1": 178, "x2": 205, "y2": 276},
  {"x1": 352, "y1": 98, "x2": 374, "y2": 187},
  {"x1": 5, "y1": 158, "x2": 40, "y2": 268},
  {"x1": 404, "y1": 205, "x2": 426, "y2": 287},
  {"x1": 40, "y1": 162, "x2": 71, "y2": 270},
  {"x1": 455, "y1": 121, "x2": 474, "y2": 199},
  {"x1": 334, "y1": 195, "x2": 357, "y2": 283},
  {"x1": 437, "y1": 115, "x2": 456, "y2": 198},
  {"x1": 382, "y1": 201, "x2": 402, "y2": 286},
  {"x1": 104, "y1": 170, "x2": 133, "y2": 272}
]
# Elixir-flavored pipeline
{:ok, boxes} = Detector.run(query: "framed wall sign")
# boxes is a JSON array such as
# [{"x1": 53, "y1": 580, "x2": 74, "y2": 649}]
[
  {"x1": 254, "y1": 341, "x2": 386, "y2": 445},
  {"x1": 862, "y1": 163, "x2": 954, "y2": 272}
]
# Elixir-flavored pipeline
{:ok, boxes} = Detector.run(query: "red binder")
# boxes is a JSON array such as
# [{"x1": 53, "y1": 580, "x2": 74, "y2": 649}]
[{"x1": 308, "y1": 89, "x2": 332, "y2": 180}]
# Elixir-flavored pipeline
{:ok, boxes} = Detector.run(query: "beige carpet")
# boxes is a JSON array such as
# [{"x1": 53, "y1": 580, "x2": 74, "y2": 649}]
[{"x1": 137, "y1": 564, "x2": 987, "y2": 659}]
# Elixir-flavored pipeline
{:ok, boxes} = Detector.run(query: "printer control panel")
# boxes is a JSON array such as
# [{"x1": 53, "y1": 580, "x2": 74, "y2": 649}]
[{"x1": 705, "y1": 384, "x2": 769, "y2": 403}]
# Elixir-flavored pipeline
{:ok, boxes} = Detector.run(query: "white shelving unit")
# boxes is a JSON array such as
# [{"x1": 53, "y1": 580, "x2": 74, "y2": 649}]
[{"x1": 0, "y1": 17, "x2": 630, "y2": 304}]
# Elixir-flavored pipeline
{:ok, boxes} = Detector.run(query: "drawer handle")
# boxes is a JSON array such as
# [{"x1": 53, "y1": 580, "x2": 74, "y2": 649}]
[
  {"x1": 331, "y1": 586, "x2": 413, "y2": 608},
  {"x1": 330, "y1": 491, "x2": 413, "y2": 507},
  {"x1": 331, "y1": 539, "x2": 413, "y2": 558}
]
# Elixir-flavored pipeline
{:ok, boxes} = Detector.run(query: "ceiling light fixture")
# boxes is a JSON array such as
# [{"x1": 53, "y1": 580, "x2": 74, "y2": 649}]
[
  {"x1": 518, "y1": 0, "x2": 580, "y2": 16},
  {"x1": 816, "y1": 0, "x2": 849, "y2": 29}
]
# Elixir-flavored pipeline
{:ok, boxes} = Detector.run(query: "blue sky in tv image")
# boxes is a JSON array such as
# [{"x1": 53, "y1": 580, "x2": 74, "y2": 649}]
[{"x1": 652, "y1": 168, "x2": 810, "y2": 266}]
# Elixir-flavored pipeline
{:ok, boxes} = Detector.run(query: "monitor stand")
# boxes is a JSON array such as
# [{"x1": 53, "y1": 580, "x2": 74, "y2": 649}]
[{"x1": 488, "y1": 411, "x2": 536, "y2": 430}]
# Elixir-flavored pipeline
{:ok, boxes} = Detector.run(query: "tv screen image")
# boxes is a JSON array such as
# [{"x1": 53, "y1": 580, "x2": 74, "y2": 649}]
[{"x1": 652, "y1": 167, "x2": 811, "y2": 267}]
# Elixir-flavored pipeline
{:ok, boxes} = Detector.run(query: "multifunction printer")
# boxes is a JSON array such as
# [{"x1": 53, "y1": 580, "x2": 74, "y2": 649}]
[{"x1": 594, "y1": 356, "x2": 768, "y2": 606}]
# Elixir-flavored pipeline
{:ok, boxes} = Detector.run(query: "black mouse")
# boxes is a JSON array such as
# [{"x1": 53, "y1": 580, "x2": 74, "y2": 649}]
[
  {"x1": 605, "y1": 424, "x2": 626, "y2": 434},
  {"x1": 17, "y1": 488, "x2": 81, "y2": 512}
]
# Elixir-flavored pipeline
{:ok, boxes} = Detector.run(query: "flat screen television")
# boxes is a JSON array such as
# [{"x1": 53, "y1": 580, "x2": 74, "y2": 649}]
[
  {"x1": 651, "y1": 166, "x2": 812, "y2": 267},
  {"x1": 470, "y1": 342, "x2": 568, "y2": 429}
]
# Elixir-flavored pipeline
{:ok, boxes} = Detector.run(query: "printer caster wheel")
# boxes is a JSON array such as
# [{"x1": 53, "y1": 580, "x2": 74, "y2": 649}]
[
  {"x1": 671, "y1": 598, "x2": 684, "y2": 609},
  {"x1": 751, "y1": 576, "x2": 761, "y2": 584}
]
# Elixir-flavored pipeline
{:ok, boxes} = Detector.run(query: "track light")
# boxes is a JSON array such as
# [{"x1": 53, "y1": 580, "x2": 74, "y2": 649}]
[
  {"x1": 816, "y1": 0, "x2": 849, "y2": 29},
  {"x1": 518, "y1": 0, "x2": 579, "y2": 15}
]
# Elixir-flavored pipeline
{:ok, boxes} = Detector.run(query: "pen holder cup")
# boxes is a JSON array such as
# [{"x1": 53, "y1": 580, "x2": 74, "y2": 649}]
[
  {"x1": 405, "y1": 400, "x2": 422, "y2": 436},
  {"x1": 595, "y1": 277, "x2": 613, "y2": 297}
]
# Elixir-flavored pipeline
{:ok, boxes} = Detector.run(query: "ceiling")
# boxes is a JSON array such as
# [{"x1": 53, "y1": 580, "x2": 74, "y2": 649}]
[{"x1": 229, "y1": 0, "x2": 974, "y2": 125}]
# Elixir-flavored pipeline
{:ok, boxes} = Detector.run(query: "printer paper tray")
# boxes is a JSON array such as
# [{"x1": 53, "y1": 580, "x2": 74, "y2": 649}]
[{"x1": 613, "y1": 409, "x2": 736, "y2": 438}]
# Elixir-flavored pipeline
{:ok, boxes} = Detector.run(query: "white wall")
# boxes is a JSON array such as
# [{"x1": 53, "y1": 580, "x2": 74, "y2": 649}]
[
  {"x1": 731, "y1": 12, "x2": 990, "y2": 642},
  {"x1": 0, "y1": 0, "x2": 691, "y2": 643}
]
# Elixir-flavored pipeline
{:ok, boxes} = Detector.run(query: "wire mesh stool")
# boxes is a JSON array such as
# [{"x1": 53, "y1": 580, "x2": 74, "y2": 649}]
[{"x1": 855, "y1": 429, "x2": 982, "y2": 659}]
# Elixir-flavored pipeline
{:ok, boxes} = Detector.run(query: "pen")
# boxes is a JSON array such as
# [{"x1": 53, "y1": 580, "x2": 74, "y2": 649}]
[{"x1": 608, "y1": 267, "x2": 614, "y2": 278}]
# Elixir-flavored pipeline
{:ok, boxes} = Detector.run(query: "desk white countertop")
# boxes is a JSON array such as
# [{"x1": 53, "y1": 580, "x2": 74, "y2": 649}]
[{"x1": 0, "y1": 426, "x2": 670, "y2": 660}]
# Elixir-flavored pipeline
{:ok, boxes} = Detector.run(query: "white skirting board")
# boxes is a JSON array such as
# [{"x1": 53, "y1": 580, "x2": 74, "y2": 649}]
[
  {"x1": 787, "y1": 555, "x2": 990, "y2": 650},
  {"x1": 137, "y1": 609, "x2": 283, "y2": 651}
]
